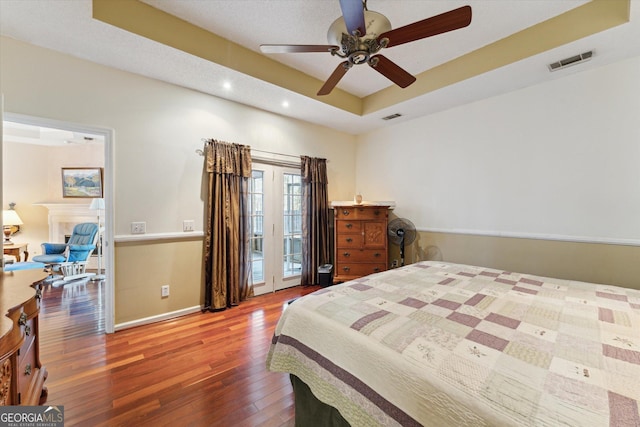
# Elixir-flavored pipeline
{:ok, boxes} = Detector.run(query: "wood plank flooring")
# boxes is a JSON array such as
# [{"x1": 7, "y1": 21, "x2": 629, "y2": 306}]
[{"x1": 39, "y1": 280, "x2": 320, "y2": 426}]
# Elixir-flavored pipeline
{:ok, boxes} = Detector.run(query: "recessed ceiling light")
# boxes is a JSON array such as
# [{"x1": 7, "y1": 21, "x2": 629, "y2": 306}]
[
  {"x1": 282, "y1": 101, "x2": 289, "y2": 108},
  {"x1": 223, "y1": 81, "x2": 232, "y2": 90}
]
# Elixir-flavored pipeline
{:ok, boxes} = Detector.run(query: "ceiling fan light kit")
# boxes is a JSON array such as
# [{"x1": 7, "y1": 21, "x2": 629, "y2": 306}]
[
  {"x1": 260, "y1": 0, "x2": 472, "y2": 96},
  {"x1": 327, "y1": 10, "x2": 391, "y2": 58}
]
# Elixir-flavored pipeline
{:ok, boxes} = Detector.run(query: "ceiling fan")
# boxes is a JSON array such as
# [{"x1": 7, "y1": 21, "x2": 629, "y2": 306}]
[{"x1": 260, "y1": 0, "x2": 472, "y2": 96}]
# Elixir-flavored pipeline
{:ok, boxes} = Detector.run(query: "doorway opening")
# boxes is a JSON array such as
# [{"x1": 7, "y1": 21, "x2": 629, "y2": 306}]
[{"x1": 1, "y1": 113, "x2": 114, "y2": 333}]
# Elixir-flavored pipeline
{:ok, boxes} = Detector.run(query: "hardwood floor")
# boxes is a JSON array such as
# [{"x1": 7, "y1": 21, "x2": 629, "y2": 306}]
[{"x1": 39, "y1": 280, "x2": 321, "y2": 426}]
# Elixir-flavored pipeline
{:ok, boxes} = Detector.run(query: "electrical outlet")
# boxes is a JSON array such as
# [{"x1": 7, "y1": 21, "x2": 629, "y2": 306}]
[
  {"x1": 391, "y1": 259, "x2": 399, "y2": 268},
  {"x1": 161, "y1": 285, "x2": 170, "y2": 297},
  {"x1": 131, "y1": 221, "x2": 146, "y2": 234},
  {"x1": 183, "y1": 220, "x2": 195, "y2": 232}
]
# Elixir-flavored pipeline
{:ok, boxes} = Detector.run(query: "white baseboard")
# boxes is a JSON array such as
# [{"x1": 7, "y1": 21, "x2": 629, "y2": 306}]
[{"x1": 114, "y1": 305, "x2": 202, "y2": 331}]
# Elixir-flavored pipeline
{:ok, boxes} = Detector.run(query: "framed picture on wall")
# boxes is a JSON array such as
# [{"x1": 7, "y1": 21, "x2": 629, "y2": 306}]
[{"x1": 61, "y1": 167, "x2": 104, "y2": 198}]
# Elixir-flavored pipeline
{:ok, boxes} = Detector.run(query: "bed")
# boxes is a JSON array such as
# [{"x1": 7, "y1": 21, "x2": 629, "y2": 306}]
[{"x1": 266, "y1": 261, "x2": 640, "y2": 426}]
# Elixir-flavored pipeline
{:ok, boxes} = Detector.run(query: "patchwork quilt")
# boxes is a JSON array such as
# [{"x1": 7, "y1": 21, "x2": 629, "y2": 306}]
[{"x1": 266, "y1": 261, "x2": 640, "y2": 426}]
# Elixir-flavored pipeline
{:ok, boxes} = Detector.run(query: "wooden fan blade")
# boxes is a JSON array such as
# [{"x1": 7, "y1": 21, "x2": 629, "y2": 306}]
[
  {"x1": 369, "y1": 55, "x2": 416, "y2": 88},
  {"x1": 260, "y1": 44, "x2": 339, "y2": 54},
  {"x1": 379, "y1": 5, "x2": 472, "y2": 48},
  {"x1": 317, "y1": 61, "x2": 351, "y2": 96},
  {"x1": 339, "y1": 0, "x2": 366, "y2": 36}
]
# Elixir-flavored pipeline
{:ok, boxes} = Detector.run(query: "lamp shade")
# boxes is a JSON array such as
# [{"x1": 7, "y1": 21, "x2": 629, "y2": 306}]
[
  {"x1": 89, "y1": 198, "x2": 105, "y2": 210},
  {"x1": 2, "y1": 209, "x2": 23, "y2": 226}
]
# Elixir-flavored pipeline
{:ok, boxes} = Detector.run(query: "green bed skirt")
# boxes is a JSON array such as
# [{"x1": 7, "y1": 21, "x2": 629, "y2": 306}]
[{"x1": 290, "y1": 375, "x2": 350, "y2": 427}]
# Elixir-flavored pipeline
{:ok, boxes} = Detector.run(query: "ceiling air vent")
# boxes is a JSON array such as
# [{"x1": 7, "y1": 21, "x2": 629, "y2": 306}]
[
  {"x1": 548, "y1": 50, "x2": 594, "y2": 72},
  {"x1": 382, "y1": 113, "x2": 402, "y2": 120}
]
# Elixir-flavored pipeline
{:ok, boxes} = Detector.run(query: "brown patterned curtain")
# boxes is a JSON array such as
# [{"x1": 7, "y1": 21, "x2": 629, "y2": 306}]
[
  {"x1": 203, "y1": 139, "x2": 253, "y2": 311},
  {"x1": 300, "y1": 156, "x2": 329, "y2": 285}
]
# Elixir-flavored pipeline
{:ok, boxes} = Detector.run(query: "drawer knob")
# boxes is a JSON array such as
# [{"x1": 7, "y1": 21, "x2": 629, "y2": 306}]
[
  {"x1": 346, "y1": 238, "x2": 353, "y2": 243},
  {"x1": 24, "y1": 364, "x2": 32, "y2": 376},
  {"x1": 342, "y1": 209, "x2": 350, "y2": 216},
  {"x1": 345, "y1": 223, "x2": 353, "y2": 229},
  {"x1": 342, "y1": 266, "x2": 350, "y2": 272},
  {"x1": 373, "y1": 267, "x2": 380, "y2": 272},
  {"x1": 374, "y1": 253, "x2": 381, "y2": 257},
  {"x1": 343, "y1": 252, "x2": 350, "y2": 257},
  {"x1": 374, "y1": 210, "x2": 380, "y2": 215},
  {"x1": 25, "y1": 325, "x2": 31, "y2": 337}
]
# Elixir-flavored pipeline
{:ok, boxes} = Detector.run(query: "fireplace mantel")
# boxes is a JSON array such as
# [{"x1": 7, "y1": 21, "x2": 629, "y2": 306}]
[{"x1": 35, "y1": 203, "x2": 97, "y2": 242}]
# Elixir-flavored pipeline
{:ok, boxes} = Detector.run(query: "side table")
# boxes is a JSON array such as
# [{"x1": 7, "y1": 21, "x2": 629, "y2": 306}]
[{"x1": 3, "y1": 242, "x2": 29, "y2": 262}]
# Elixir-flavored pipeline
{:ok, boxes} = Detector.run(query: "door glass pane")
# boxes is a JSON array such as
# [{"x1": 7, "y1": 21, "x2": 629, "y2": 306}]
[
  {"x1": 283, "y1": 173, "x2": 302, "y2": 277},
  {"x1": 250, "y1": 170, "x2": 264, "y2": 283}
]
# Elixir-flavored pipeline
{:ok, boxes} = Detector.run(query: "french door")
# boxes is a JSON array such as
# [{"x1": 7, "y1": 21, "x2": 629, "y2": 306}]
[{"x1": 249, "y1": 163, "x2": 302, "y2": 295}]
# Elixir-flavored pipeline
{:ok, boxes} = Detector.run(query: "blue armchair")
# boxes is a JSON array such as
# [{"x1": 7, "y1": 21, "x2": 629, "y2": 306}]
[{"x1": 32, "y1": 222, "x2": 99, "y2": 284}]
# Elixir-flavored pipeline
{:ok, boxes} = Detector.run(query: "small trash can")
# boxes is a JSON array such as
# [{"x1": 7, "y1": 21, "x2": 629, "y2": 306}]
[{"x1": 317, "y1": 264, "x2": 334, "y2": 287}]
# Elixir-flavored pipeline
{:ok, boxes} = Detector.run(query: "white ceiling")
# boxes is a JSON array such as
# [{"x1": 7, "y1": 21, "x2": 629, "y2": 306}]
[
  {"x1": 2, "y1": 121, "x2": 104, "y2": 146},
  {"x1": 1, "y1": 0, "x2": 640, "y2": 135}
]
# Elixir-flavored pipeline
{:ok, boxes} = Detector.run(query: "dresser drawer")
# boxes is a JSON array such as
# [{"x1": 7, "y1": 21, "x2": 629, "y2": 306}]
[
  {"x1": 335, "y1": 206, "x2": 389, "y2": 220},
  {"x1": 336, "y1": 220, "x2": 362, "y2": 234},
  {"x1": 336, "y1": 249, "x2": 385, "y2": 262},
  {"x1": 335, "y1": 233, "x2": 362, "y2": 248},
  {"x1": 335, "y1": 262, "x2": 386, "y2": 277}
]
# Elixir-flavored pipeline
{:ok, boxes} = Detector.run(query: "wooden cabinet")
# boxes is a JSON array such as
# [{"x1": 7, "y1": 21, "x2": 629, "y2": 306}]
[
  {"x1": 333, "y1": 205, "x2": 389, "y2": 283},
  {"x1": 0, "y1": 269, "x2": 48, "y2": 406}
]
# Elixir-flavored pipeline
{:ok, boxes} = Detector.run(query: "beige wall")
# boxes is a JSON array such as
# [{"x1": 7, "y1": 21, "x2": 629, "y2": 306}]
[
  {"x1": 0, "y1": 37, "x2": 358, "y2": 326},
  {"x1": 393, "y1": 231, "x2": 640, "y2": 290},
  {"x1": 114, "y1": 237, "x2": 204, "y2": 324}
]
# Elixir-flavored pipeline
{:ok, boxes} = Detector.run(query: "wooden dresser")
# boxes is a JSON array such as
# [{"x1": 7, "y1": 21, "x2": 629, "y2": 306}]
[
  {"x1": 333, "y1": 204, "x2": 390, "y2": 283},
  {"x1": 0, "y1": 269, "x2": 48, "y2": 406}
]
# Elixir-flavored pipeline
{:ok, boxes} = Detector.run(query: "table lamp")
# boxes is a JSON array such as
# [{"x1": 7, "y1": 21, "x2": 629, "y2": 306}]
[{"x1": 3, "y1": 208, "x2": 24, "y2": 245}]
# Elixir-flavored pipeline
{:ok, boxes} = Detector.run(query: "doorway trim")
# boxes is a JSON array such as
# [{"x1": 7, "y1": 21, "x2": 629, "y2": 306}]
[{"x1": 3, "y1": 112, "x2": 115, "y2": 333}]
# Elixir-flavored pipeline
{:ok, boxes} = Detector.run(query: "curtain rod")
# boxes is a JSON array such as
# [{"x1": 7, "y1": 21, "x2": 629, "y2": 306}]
[
  {"x1": 195, "y1": 147, "x2": 300, "y2": 159},
  {"x1": 252, "y1": 148, "x2": 300, "y2": 159},
  {"x1": 196, "y1": 144, "x2": 327, "y2": 163}
]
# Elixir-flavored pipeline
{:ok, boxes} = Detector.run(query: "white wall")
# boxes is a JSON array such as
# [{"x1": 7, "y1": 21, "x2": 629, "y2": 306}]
[{"x1": 356, "y1": 55, "x2": 640, "y2": 245}]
